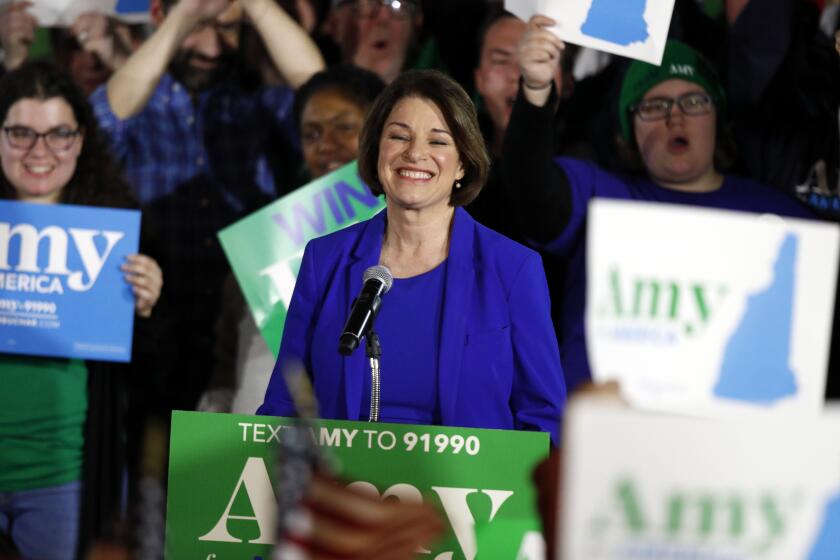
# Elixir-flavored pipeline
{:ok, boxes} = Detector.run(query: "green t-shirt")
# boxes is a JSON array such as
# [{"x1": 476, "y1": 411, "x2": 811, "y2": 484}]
[{"x1": 0, "y1": 355, "x2": 88, "y2": 491}]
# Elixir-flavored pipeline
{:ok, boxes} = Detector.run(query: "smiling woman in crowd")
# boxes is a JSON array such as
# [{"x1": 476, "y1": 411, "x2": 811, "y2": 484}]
[
  {"x1": 0, "y1": 62, "x2": 162, "y2": 560},
  {"x1": 294, "y1": 64, "x2": 385, "y2": 181},
  {"x1": 259, "y1": 69, "x2": 566, "y2": 444}
]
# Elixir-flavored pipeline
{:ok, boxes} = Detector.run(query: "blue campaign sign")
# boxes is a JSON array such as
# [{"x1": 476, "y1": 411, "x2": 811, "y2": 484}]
[
  {"x1": 0, "y1": 201, "x2": 141, "y2": 362},
  {"x1": 115, "y1": 0, "x2": 150, "y2": 16}
]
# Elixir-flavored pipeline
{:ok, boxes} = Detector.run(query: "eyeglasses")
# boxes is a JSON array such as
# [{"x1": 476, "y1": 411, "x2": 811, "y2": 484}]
[
  {"x1": 630, "y1": 92, "x2": 714, "y2": 121},
  {"x1": 2, "y1": 126, "x2": 81, "y2": 152},
  {"x1": 339, "y1": 0, "x2": 417, "y2": 20}
]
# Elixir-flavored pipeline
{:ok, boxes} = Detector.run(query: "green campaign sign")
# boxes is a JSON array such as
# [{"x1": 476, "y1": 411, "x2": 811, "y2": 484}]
[
  {"x1": 218, "y1": 162, "x2": 385, "y2": 356},
  {"x1": 166, "y1": 411, "x2": 550, "y2": 559}
]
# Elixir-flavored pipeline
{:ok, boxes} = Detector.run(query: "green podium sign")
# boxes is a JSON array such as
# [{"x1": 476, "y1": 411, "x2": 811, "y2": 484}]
[{"x1": 166, "y1": 411, "x2": 550, "y2": 559}]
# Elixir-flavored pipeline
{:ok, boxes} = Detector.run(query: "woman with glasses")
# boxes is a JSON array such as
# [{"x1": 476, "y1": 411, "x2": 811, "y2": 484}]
[
  {"x1": 0, "y1": 62, "x2": 162, "y2": 559},
  {"x1": 502, "y1": 18, "x2": 814, "y2": 394}
]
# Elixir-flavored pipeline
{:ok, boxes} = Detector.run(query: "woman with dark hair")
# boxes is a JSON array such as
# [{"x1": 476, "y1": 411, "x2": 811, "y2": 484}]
[
  {"x1": 0, "y1": 62, "x2": 162, "y2": 560},
  {"x1": 294, "y1": 64, "x2": 385, "y2": 181},
  {"x1": 0, "y1": 64, "x2": 135, "y2": 209},
  {"x1": 259, "y1": 69, "x2": 566, "y2": 444}
]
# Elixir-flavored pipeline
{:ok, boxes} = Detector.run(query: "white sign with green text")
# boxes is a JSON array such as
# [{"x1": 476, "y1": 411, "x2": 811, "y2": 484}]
[
  {"x1": 587, "y1": 200, "x2": 839, "y2": 416},
  {"x1": 562, "y1": 396, "x2": 840, "y2": 559}
]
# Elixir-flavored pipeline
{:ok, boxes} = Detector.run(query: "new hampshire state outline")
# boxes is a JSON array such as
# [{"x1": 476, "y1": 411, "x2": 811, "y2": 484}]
[
  {"x1": 581, "y1": 0, "x2": 650, "y2": 46},
  {"x1": 713, "y1": 234, "x2": 798, "y2": 403}
]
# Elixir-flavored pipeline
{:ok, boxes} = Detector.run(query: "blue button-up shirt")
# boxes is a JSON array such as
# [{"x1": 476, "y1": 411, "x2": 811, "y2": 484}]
[{"x1": 91, "y1": 73, "x2": 295, "y2": 213}]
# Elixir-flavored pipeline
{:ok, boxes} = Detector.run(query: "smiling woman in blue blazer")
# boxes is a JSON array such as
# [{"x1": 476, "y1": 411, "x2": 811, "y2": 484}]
[{"x1": 258, "y1": 70, "x2": 566, "y2": 444}]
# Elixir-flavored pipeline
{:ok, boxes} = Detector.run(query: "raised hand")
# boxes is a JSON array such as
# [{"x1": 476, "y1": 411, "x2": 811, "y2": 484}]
[
  {"x1": 122, "y1": 253, "x2": 163, "y2": 318},
  {"x1": 174, "y1": 0, "x2": 235, "y2": 26},
  {"x1": 70, "y1": 12, "x2": 133, "y2": 71},
  {"x1": 517, "y1": 15, "x2": 564, "y2": 106},
  {"x1": 0, "y1": 1, "x2": 37, "y2": 71}
]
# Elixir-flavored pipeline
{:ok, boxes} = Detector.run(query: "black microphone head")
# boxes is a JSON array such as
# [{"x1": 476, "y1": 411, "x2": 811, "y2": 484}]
[
  {"x1": 364, "y1": 265, "x2": 393, "y2": 293},
  {"x1": 338, "y1": 333, "x2": 359, "y2": 356}
]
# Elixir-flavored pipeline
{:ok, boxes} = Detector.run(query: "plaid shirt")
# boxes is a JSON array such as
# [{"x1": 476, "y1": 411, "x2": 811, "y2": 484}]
[
  {"x1": 91, "y1": 74, "x2": 296, "y2": 408},
  {"x1": 91, "y1": 73, "x2": 294, "y2": 212}
]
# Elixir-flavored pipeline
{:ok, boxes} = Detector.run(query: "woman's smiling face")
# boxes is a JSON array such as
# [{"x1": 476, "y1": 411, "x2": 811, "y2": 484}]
[
  {"x1": 376, "y1": 96, "x2": 464, "y2": 213},
  {"x1": 0, "y1": 97, "x2": 83, "y2": 204},
  {"x1": 300, "y1": 89, "x2": 366, "y2": 179}
]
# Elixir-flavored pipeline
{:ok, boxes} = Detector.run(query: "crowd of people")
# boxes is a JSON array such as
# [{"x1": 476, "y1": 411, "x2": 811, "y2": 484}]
[{"x1": 0, "y1": 0, "x2": 838, "y2": 558}]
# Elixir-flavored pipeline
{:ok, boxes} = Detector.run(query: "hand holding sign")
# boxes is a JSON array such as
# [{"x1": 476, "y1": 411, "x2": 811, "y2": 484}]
[
  {"x1": 70, "y1": 11, "x2": 133, "y2": 71},
  {"x1": 517, "y1": 15, "x2": 565, "y2": 107},
  {"x1": 0, "y1": 1, "x2": 37, "y2": 70},
  {"x1": 121, "y1": 253, "x2": 162, "y2": 318}
]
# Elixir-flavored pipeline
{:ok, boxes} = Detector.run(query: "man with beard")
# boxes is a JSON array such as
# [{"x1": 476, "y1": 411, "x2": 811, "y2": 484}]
[{"x1": 90, "y1": 0, "x2": 325, "y2": 412}]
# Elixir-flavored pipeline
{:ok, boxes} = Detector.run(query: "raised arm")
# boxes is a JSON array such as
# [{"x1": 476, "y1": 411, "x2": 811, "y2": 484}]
[
  {"x1": 501, "y1": 15, "x2": 573, "y2": 245},
  {"x1": 240, "y1": 0, "x2": 325, "y2": 89},
  {"x1": 0, "y1": 1, "x2": 37, "y2": 71},
  {"x1": 105, "y1": 0, "x2": 232, "y2": 119},
  {"x1": 70, "y1": 12, "x2": 135, "y2": 73}
]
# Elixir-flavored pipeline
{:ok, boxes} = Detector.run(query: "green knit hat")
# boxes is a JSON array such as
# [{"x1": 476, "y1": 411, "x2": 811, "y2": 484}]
[{"x1": 618, "y1": 40, "x2": 726, "y2": 143}]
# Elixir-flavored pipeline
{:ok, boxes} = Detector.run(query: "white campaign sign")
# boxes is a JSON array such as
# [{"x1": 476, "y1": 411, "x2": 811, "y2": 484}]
[
  {"x1": 586, "y1": 200, "x2": 839, "y2": 417},
  {"x1": 505, "y1": 0, "x2": 675, "y2": 65},
  {"x1": 1, "y1": 0, "x2": 148, "y2": 26},
  {"x1": 562, "y1": 396, "x2": 840, "y2": 560},
  {"x1": 586, "y1": 200, "x2": 838, "y2": 414}
]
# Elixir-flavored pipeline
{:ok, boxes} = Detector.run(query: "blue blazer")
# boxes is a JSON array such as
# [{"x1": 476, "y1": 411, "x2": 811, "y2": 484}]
[{"x1": 257, "y1": 207, "x2": 566, "y2": 444}]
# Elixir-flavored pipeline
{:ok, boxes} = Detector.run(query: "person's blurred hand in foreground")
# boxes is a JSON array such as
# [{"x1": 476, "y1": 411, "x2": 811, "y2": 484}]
[{"x1": 275, "y1": 473, "x2": 444, "y2": 560}]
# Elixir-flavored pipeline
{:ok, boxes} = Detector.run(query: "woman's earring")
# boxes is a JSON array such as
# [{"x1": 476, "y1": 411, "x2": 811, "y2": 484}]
[{"x1": 455, "y1": 181, "x2": 462, "y2": 189}]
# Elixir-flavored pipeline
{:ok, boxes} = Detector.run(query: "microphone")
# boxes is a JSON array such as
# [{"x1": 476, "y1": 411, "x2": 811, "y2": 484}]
[{"x1": 338, "y1": 265, "x2": 393, "y2": 356}]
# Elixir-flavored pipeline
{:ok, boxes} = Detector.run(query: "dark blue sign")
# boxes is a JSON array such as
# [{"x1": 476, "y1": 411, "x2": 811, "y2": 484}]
[
  {"x1": 115, "y1": 0, "x2": 149, "y2": 15},
  {"x1": 0, "y1": 201, "x2": 141, "y2": 362}
]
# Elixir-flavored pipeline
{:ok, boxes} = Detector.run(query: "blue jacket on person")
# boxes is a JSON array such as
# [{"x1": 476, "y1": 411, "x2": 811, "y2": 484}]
[{"x1": 257, "y1": 207, "x2": 567, "y2": 445}]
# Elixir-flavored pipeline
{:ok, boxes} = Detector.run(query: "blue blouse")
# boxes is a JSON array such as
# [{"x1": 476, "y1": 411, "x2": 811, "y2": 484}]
[{"x1": 360, "y1": 260, "x2": 447, "y2": 424}]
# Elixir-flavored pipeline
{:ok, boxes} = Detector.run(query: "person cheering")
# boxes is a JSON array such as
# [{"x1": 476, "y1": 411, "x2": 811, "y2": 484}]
[
  {"x1": 91, "y1": 0, "x2": 325, "y2": 412},
  {"x1": 0, "y1": 62, "x2": 162, "y2": 560},
  {"x1": 503, "y1": 16, "x2": 814, "y2": 394}
]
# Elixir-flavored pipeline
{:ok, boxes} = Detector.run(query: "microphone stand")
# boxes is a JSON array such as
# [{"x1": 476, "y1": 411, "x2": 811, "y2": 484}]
[{"x1": 365, "y1": 329, "x2": 382, "y2": 422}]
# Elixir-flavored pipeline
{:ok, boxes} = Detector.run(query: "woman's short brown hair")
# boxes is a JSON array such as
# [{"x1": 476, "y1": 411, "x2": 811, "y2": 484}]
[{"x1": 358, "y1": 69, "x2": 490, "y2": 207}]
